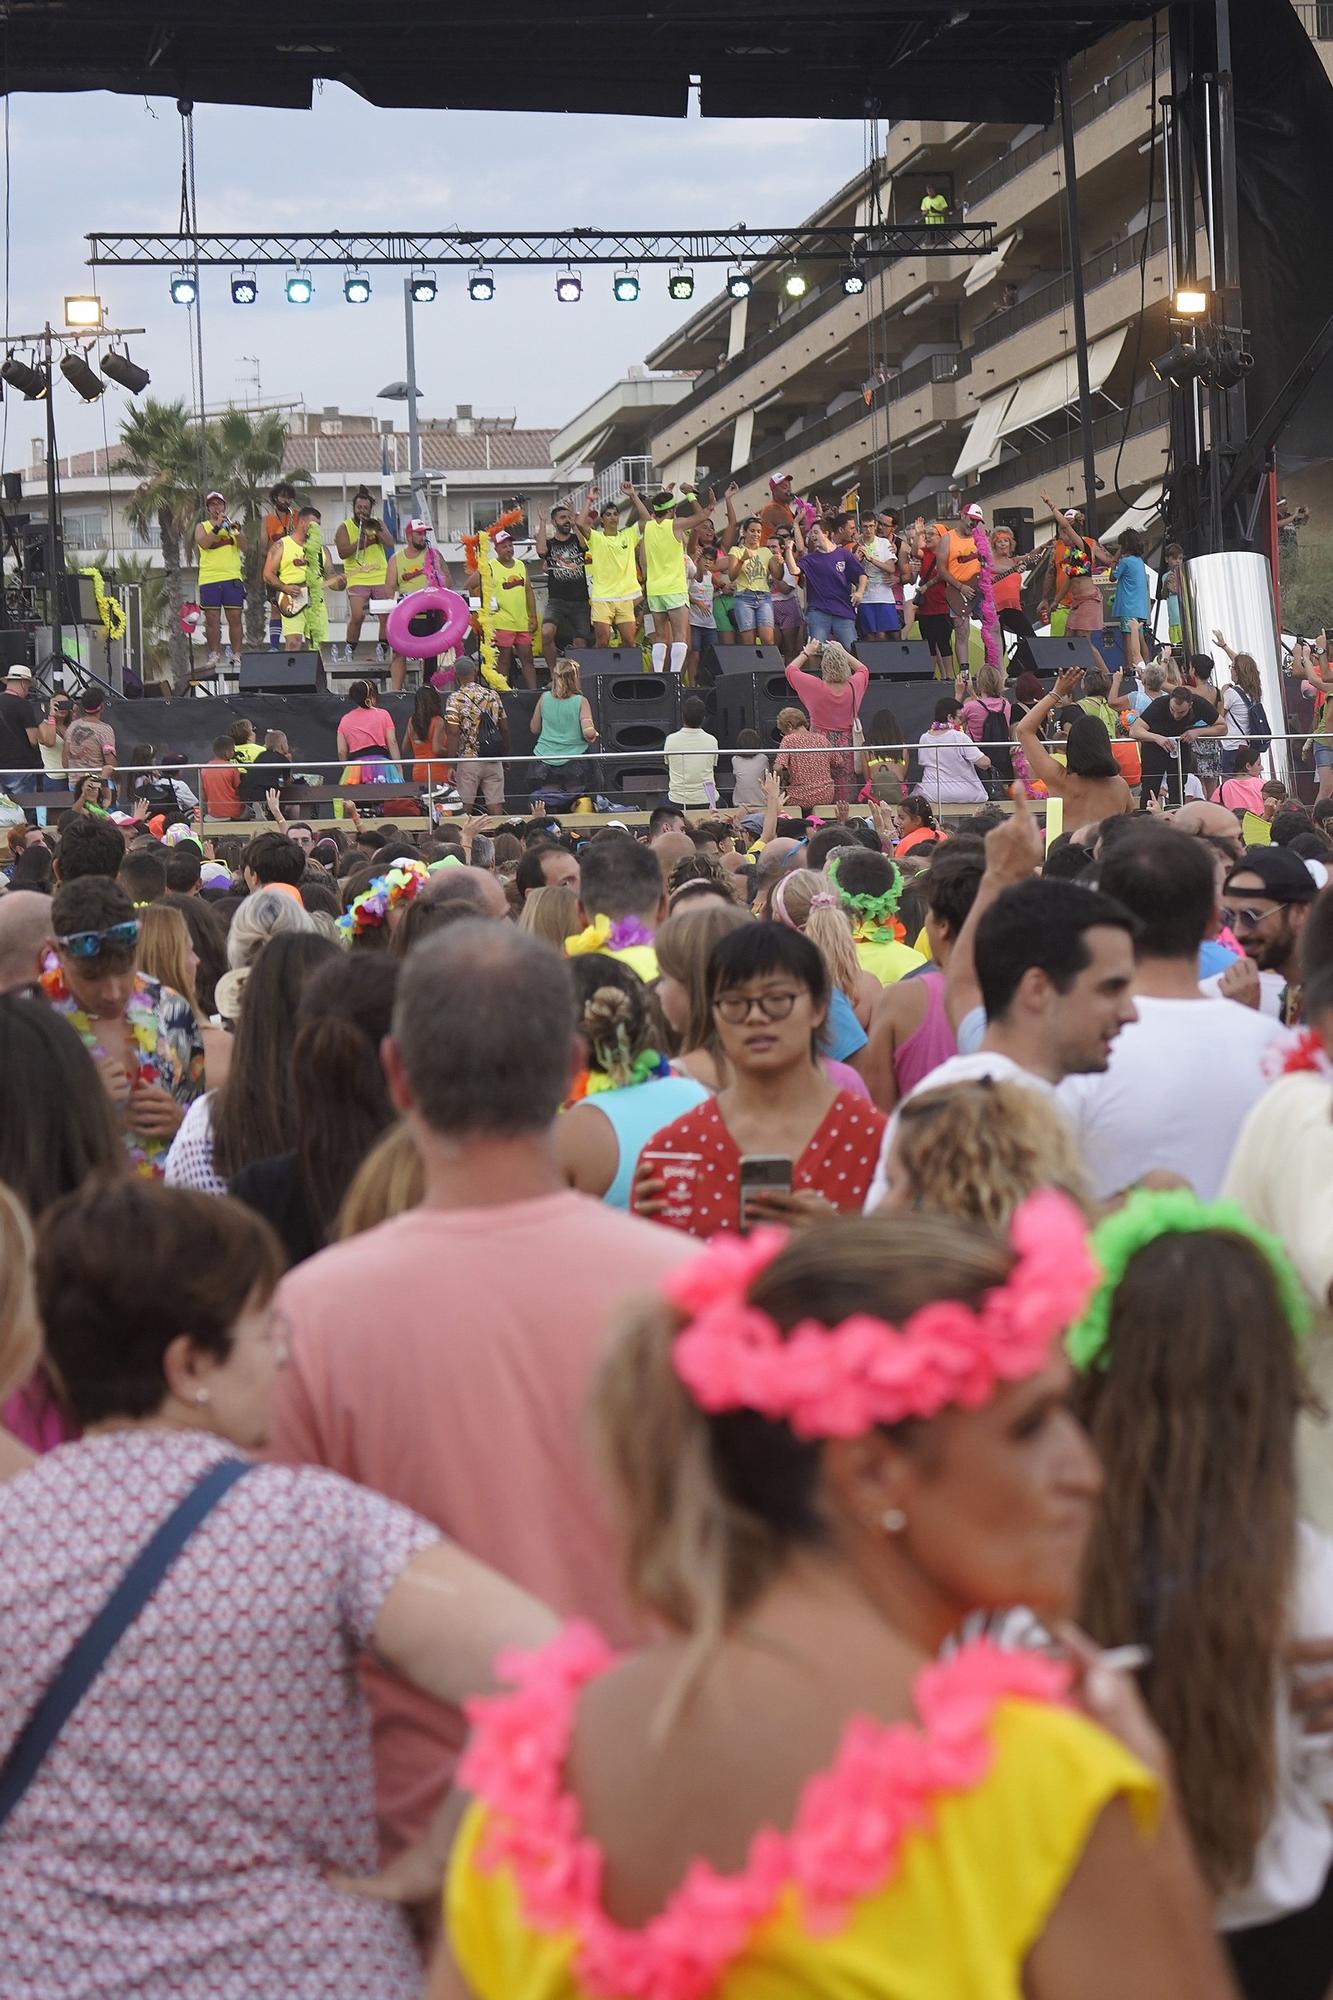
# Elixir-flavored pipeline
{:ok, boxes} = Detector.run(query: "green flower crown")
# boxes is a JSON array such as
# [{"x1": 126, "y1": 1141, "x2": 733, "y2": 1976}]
[
  {"x1": 826, "y1": 851, "x2": 903, "y2": 924},
  {"x1": 1066, "y1": 1187, "x2": 1312, "y2": 1373}
]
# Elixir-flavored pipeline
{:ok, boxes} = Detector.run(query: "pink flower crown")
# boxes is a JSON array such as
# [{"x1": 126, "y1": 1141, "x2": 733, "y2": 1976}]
[{"x1": 665, "y1": 1190, "x2": 1097, "y2": 1439}]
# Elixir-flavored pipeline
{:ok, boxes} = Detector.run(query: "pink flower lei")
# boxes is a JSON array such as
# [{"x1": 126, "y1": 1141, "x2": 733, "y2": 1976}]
[
  {"x1": 666, "y1": 1189, "x2": 1097, "y2": 1438},
  {"x1": 462, "y1": 1621, "x2": 1071, "y2": 2000}
]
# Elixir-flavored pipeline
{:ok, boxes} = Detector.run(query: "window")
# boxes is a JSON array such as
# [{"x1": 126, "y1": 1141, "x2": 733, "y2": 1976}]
[{"x1": 61, "y1": 509, "x2": 108, "y2": 548}]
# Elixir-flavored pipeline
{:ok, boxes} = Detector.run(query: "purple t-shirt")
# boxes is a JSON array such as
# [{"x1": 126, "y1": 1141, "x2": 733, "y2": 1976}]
[{"x1": 799, "y1": 547, "x2": 865, "y2": 619}]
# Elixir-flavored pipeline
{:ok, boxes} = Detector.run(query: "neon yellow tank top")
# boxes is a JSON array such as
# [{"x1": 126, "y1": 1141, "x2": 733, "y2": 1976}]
[
  {"x1": 643, "y1": 518, "x2": 686, "y2": 600},
  {"x1": 396, "y1": 544, "x2": 430, "y2": 595},
  {"x1": 275, "y1": 535, "x2": 308, "y2": 588},
  {"x1": 197, "y1": 522, "x2": 242, "y2": 586},
  {"x1": 342, "y1": 516, "x2": 389, "y2": 588}
]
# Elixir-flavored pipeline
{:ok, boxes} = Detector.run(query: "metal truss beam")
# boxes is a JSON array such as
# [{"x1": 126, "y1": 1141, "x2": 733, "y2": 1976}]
[{"x1": 86, "y1": 224, "x2": 995, "y2": 269}]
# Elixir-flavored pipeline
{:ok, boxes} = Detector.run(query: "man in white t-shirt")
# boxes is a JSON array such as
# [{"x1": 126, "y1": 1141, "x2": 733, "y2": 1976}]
[
  {"x1": 1057, "y1": 826, "x2": 1289, "y2": 1200},
  {"x1": 866, "y1": 875, "x2": 1138, "y2": 1209},
  {"x1": 663, "y1": 695, "x2": 720, "y2": 810}
]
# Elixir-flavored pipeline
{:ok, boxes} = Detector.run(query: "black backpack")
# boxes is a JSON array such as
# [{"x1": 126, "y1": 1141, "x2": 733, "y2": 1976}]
[
  {"x1": 476, "y1": 698, "x2": 505, "y2": 759},
  {"x1": 978, "y1": 699, "x2": 1014, "y2": 783},
  {"x1": 1246, "y1": 695, "x2": 1272, "y2": 754}
]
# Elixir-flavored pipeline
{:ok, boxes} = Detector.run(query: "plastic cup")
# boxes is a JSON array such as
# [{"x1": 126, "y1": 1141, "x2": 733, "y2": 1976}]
[{"x1": 640, "y1": 1149, "x2": 701, "y2": 1225}]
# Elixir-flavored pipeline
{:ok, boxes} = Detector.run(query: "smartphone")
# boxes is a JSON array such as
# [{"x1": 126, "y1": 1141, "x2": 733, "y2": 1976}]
[{"x1": 739, "y1": 1154, "x2": 793, "y2": 1231}]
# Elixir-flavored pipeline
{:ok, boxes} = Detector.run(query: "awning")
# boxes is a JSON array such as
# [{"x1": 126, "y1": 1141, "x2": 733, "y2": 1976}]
[
  {"x1": 1099, "y1": 482, "x2": 1164, "y2": 545},
  {"x1": 953, "y1": 388, "x2": 1014, "y2": 479},
  {"x1": 999, "y1": 328, "x2": 1126, "y2": 436},
  {"x1": 963, "y1": 231, "x2": 1019, "y2": 297}
]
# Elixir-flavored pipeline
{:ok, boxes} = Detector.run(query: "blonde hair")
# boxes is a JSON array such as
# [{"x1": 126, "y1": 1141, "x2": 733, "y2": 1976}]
[
  {"x1": 334, "y1": 1122, "x2": 425, "y2": 1240},
  {"x1": 518, "y1": 883, "x2": 581, "y2": 947},
  {"x1": 893, "y1": 1079, "x2": 1090, "y2": 1227},
  {"x1": 776, "y1": 707, "x2": 807, "y2": 735},
  {"x1": 654, "y1": 901, "x2": 753, "y2": 1059},
  {"x1": 0, "y1": 1184, "x2": 41, "y2": 1404},
  {"x1": 551, "y1": 657, "x2": 582, "y2": 700},
  {"x1": 135, "y1": 904, "x2": 198, "y2": 1010},
  {"x1": 819, "y1": 642, "x2": 856, "y2": 686},
  {"x1": 975, "y1": 664, "x2": 1004, "y2": 699},
  {"x1": 771, "y1": 867, "x2": 860, "y2": 1001},
  {"x1": 595, "y1": 1213, "x2": 1014, "y2": 1714}
]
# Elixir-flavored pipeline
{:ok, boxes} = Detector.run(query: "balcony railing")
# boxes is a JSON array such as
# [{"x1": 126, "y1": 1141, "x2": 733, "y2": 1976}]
[
  {"x1": 1294, "y1": 2, "x2": 1333, "y2": 37},
  {"x1": 972, "y1": 213, "x2": 1169, "y2": 353},
  {"x1": 730, "y1": 351, "x2": 966, "y2": 488},
  {"x1": 973, "y1": 387, "x2": 1170, "y2": 499},
  {"x1": 965, "y1": 38, "x2": 1171, "y2": 207}
]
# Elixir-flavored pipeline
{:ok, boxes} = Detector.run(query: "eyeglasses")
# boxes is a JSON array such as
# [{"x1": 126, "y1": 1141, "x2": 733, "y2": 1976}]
[
  {"x1": 1220, "y1": 902, "x2": 1288, "y2": 931},
  {"x1": 55, "y1": 920, "x2": 139, "y2": 958},
  {"x1": 713, "y1": 987, "x2": 803, "y2": 1023}
]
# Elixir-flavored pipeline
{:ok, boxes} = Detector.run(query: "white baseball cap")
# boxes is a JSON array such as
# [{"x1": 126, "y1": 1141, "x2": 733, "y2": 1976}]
[
  {"x1": 407, "y1": 517, "x2": 431, "y2": 532},
  {"x1": 963, "y1": 503, "x2": 985, "y2": 522}
]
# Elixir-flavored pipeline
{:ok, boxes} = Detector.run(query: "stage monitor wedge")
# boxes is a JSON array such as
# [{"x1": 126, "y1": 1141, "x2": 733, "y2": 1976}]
[
  {"x1": 238, "y1": 650, "x2": 326, "y2": 694},
  {"x1": 857, "y1": 639, "x2": 938, "y2": 680},
  {"x1": 1025, "y1": 635, "x2": 1113, "y2": 676}
]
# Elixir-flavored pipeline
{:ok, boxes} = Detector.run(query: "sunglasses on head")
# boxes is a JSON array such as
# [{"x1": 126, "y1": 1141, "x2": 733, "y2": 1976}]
[{"x1": 56, "y1": 920, "x2": 139, "y2": 959}]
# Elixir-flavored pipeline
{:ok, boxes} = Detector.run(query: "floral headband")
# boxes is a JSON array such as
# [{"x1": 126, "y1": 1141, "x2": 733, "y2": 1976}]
[
  {"x1": 1066, "y1": 1187, "x2": 1311, "y2": 1373},
  {"x1": 337, "y1": 858, "x2": 430, "y2": 938},
  {"x1": 825, "y1": 851, "x2": 903, "y2": 927},
  {"x1": 665, "y1": 1189, "x2": 1095, "y2": 1439}
]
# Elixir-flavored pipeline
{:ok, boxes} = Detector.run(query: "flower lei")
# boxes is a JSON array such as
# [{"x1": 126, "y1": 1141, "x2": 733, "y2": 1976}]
[
  {"x1": 80, "y1": 566, "x2": 127, "y2": 643},
  {"x1": 337, "y1": 858, "x2": 429, "y2": 938},
  {"x1": 565, "y1": 1048, "x2": 671, "y2": 1105},
  {"x1": 667, "y1": 1188, "x2": 1095, "y2": 1439},
  {"x1": 1066, "y1": 1187, "x2": 1311, "y2": 1374},
  {"x1": 825, "y1": 852, "x2": 906, "y2": 945},
  {"x1": 969, "y1": 519, "x2": 1002, "y2": 674},
  {"x1": 40, "y1": 963, "x2": 165, "y2": 1175},
  {"x1": 461, "y1": 1620, "x2": 1071, "y2": 2000},
  {"x1": 565, "y1": 912, "x2": 656, "y2": 958},
  {"x1": 1277, "y1": 1028, "x2": 1333, "y2": 1080}
]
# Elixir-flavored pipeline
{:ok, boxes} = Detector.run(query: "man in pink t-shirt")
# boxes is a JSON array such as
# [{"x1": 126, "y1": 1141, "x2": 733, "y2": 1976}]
[{"x1": 270, "y1": 921, "x2": 696, "y2": 1856}]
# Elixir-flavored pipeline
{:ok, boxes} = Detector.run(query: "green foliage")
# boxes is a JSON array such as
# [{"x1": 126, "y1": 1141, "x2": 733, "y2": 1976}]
[{"x1": 1279, "y1": 535, "x2": 1333, "y2": 641}]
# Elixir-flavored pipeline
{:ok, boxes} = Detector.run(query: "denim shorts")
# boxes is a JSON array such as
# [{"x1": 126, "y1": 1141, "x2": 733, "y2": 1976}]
[
  {"x1": 858, "y1": 601, "x2": 902, "y2": 635},
  {"x1": 1315, "y1": 744, "x2": 1333, "y2": 770},
  {"x1": 807, "y1": 609, "x2": 858, "y2": 649},
  {"x1": 732, "y1": 590, "x2": 774, "y2": 633}
]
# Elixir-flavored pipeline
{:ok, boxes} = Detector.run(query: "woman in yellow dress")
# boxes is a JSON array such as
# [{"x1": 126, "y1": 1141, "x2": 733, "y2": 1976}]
[{"x1": 437, "y1": 1196, "x2": 1234, "y2": 2000}]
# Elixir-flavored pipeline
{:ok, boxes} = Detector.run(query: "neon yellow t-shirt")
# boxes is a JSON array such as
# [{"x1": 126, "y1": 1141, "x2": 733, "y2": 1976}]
[
  {"x1": 855, "y1": 934, "x2": 926, "y2": 986},
  {"x1": 588, "y1": 526, "x2": 641, "y2": 603},
  {"x1": 730, "y1": 544, "x2": 772, "y2": 594},
  {"x1": 642, "y1": 518, "x2": 686, "y2": 600}
]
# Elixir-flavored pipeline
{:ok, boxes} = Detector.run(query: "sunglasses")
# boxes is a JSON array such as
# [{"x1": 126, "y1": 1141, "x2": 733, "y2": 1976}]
[
  {"x1": 56, "y1": 920, "x2": 139, "y2": 959},
  {"x1": 1220, "y1": 903, "x2": 1289, "y2": 931}
]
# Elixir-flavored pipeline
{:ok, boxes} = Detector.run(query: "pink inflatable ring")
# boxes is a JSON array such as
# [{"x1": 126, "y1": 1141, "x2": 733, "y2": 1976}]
[{"x1": 385, "y1": 569, "x2": 471, "y2": 660}]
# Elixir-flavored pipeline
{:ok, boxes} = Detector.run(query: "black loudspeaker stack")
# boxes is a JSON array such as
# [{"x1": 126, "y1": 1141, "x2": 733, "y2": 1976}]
[
  {"x1": 1024, "y1": 634, "x2": 1112, "y2": 676},
  {"x1": 570, "y1": 646, "x2": 644, "y2": 678},
  {"x1": 992, "y1": 505, "x2": 1035, "y2": 553},
  {"x1": 237, "y1": 650, "x2": 326, "y2": 694},
  {"x1": 856, "y1": 639, "x2": 937, "y2": 680}
]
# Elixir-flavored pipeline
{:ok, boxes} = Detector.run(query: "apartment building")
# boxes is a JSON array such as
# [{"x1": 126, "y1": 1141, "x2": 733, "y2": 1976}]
[
  {"x1": 13, "y1": 405, "x2": 585, "y2": 568},
  {"x1": 641, "y1": 8, "x2": 1333, "y2": 547}
]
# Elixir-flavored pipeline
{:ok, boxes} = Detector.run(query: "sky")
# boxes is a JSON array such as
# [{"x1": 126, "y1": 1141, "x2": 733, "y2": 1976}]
[{"x1": 0, "y1": 86, "x2": 870, "y2": 473}]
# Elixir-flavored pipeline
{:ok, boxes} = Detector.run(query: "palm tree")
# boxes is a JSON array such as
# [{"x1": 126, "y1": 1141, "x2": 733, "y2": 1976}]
[
  {"x1": 206, "y1": 407, "x2": 311, "y2": 648},
  {"x1": 119, "y1": 398, "x2": 205, "y2": 693}
]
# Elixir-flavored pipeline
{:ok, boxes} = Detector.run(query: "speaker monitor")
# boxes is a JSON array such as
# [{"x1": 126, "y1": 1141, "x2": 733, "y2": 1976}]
[
  {"x1": 1024, "y1": 635, "x2": 1113, "y2": 677},
  {"x1": 992, "y1": 505, "x2": 1035, "y2": 554},
  {"x1": 572, "y1": 646, "x2": 644, "y2": 678},
  {"x1": 596, "y1": 671, "x2": 680, "y2": 753},
  {"x1": 718, "y1": 643, "x2": 785, "y2": 676},
  {"x1": 2, "y1": 472, "x2": 22, "y2": 504},
  {"x1": 237, "y1": 650, "x2": 325, "y2": 694},
  {"x1": 56, "y1": 574, "x2": 101, "y2": 627},
  {"x1": 0, "y1": 629, "x2": 34, "y2": 670},
  {"x1": 856, "y1": 639, "x2": 938, "y2": 680}
]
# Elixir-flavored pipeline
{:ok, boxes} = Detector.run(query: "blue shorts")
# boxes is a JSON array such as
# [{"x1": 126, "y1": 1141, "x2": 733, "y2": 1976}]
[
  {"x1": 858, "y1": 601, "x2": 902, "y2": 635},
  {"x1": 1315, "y1": 745, "x2": 1333, "y2": 770},
  {"x1": 807, "y1": 609, "x2": 858, "y2": 649},
  {"x1": 199, "y1": 580, "x2": 245, "y2": 608},
  {"x1": 732, "y1": 590, "x2": 774, "y2": 633}
]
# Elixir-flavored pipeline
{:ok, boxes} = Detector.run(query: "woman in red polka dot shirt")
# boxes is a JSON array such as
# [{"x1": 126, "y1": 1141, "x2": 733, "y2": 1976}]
[{"x1": 634, "y1": 923, "x2": 886, "y2": 1237}]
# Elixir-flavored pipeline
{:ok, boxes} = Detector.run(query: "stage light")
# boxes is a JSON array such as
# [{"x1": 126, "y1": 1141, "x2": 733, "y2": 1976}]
[
  {"x1": 467, "y1": 266, "x2": 495, "y2": 302},
  {"x1": 343, "y1": 270, "x2": 372, "y2": 305},
  {"x1": 668, "y1": 266, "x2": 695, "y2": 301},
  {"x1": 1174, "y1": 286, "x2": 1210, "y2": 317},
  {"x1": 60, "y1": 351, "x2": 105, "y2": 401},
  {"x1": 1151, "y1": 339, "x2": 1207, "y2": 387},
  {"x1": 285, "y1": 269, "x2": 314, "y2": 305},
  {"x1": 840, "y1": 262, "x2": 867, "y2": 296},
  {"x1": 726, "y1": 268, "x2": 752, "y2": 300},
  {"x1": 1209, "y1": 343, "x2": 1254, "y2": 389},
  {"x1": 169, "y1": 271, "x2": 198, "y2": 307},
  {"x1": 100, "y1": 348, "x2": 151, "y2": 394},
  {"x1": 1, "y1": 355, "x2": 48, "y2": 400},
  {"x1": 613, "y1": 268, "x2": 640, "y2": 303},
  {"x1": 555, "y1": 268, "x2": 583, "y2": 304},
  {"x1": 783, "y1": 267, "x2": 808, "y2": 299},
  {"x1": 409, "y1": 268, "x2": 437, "y2": 303},
  {"x1": 230, "y1": 271, "x2": 259, "y2": 304},
  {"x1": 63, "y1": 295, "x2": 104, "y2": 330}
]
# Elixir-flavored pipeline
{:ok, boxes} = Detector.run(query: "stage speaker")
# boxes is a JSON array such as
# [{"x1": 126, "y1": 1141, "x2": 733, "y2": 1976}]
[
  {"x1": 600, "y1": 758, "x2": 670, "y2": 803},
  {"x1": 573, "y1": 646, "x2": 646, "y2": 678},
  {"x1": 596, "y1": 671, "x2": 679, "y2": 753},
  {"x1": 2, "y1": 473, "x2": 22, "y2": 504},
  {"x1": 0, "y1": 629, "x2": 34, "y2": 670},
  {"x1": 718, "y1": 643, "x2": 785, "y2": 675},
  {"x1": 713, "y1": 667, "x2": 794, "y2": 748},
  {"x1": 1025, "y1": 634, "x2": 1113, "y2": 676},
  {"x1": 713, "y1": 672, "x2": 756, "y2": 746},
  {"x1": 857, "y1": 639, "x2": 937, "y2": 680},
  {"x1": 56, "y1": 574, "x2": 101, "y2": 627},
  {"x1": 992, "y1": 505, "x2": 1035, "y2": 554},
  {"x1": 23, "y1": 520, "x2": 60, "y2": 582},
  {"x1": 238, "y1": 650, "x2": 325, "y2": 694}
]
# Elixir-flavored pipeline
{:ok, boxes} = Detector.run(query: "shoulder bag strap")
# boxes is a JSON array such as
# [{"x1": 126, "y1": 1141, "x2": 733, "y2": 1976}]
[{"x1": 0, "y1": 1456, "x2": 252, "y2": 1830}]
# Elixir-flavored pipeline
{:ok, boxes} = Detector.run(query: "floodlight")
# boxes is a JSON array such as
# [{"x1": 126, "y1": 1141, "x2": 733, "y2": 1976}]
[
  {"x1": 63, "y1": 295, "x2": 104, "y2": 330},
  {"x1": 1150, "y1": 339, "x2": 1207, "y2": 386},
  {"x1": 100, "y1": 348, "x2": 151, "y2": 393},
  {"x1": 343, "y1": 271, "x2": 372, "y2": 305},
  {"x1": 409, "y1": 269, "x2": 437, "y2": 303},
  {"x1": 668, "y1": 267, "x2": 695, "y2": 301},
  {"x1": 613, "y1": 268, "x2": 641, "y2": 303},
  {"x1": 230, "y1": 272, "x2": 258, "y2": 305},
  {"x1": 1, "y1": 355, "x2": 48, "y2": 399},
  {"x1": 59, "y1": 351, "x2": 105, "y2": 401},
  {"x1": 1173, "y1": 287, "x2": 1210, "y2": 317},
  {"x1": 783, "y1": 267, "x2": 808, "y2": 299},
  {"x1": 285, "y1": 269, "x2": 314, "y2": 305},
  {"x1": 169, "y1": 271, "x2": 198, "y2": 306},
  {"x1": 467, "y1": 267, "x2": 495, "y2": 302},
  {"x1": 555, "y1": 268, "x2": 583, "y2": 304},
  {"x1": 726, "y1": 268, "x2": 753, "y2": 300},
  {"x1": 840, "y1": 262, "x2": 867, "y2": 296}
]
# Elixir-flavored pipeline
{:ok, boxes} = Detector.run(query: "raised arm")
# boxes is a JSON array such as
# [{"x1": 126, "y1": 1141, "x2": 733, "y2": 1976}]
[
  {"x1": 533, "y1": 506, "x2": 550, "y2": 558},
  {"x1": 723, "y1": 483, "x2": 739, "y2": 546},
  {"x1": 1015, "y1": 669, "x2": 1084, "y2": 790},
  {"x1": 622, "y1": 479, "x2": 651, "y2": 525}
]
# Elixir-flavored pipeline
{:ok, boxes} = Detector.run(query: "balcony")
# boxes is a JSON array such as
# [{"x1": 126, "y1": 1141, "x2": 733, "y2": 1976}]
[
  {"x1": 1294, "y1": 2, "x2": 1333, "y2": 35},
  {"x1": 964, "y1": 39, "x2": 1170, "y2": 208},
  {"x1": 730, "y1": 352, "x2": 967, "y2": 490},
  {"x1": 591, "y1": 456, "x2": 659, "y2": 506},
  {"x1": 972, "y1": 215, "x2": 1169, "y2": 354},
  {"x1": 973, "y1": 387, "x2": 1170, "y2": 499}
]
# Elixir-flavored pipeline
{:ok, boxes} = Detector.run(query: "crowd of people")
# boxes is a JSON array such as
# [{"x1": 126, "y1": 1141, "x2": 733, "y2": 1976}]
[{"x1": 0, "y1": 720, "x2": 1332, "y2": 1997}]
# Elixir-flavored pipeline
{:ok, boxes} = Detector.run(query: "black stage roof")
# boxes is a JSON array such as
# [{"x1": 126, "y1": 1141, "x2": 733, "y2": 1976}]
[{"x1": 2, "y1": 1, "x2": 1171, "y2": 124}]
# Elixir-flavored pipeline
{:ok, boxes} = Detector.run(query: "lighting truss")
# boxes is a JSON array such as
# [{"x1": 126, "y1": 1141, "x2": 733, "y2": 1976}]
[{"x1": 86, "y1": 224, "x2": 996, "y2": 271}]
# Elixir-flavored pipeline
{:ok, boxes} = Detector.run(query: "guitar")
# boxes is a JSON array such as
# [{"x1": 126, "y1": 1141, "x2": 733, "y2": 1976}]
[{"x1": 276, "y1": 585, "x2": 310, "y2": 617}]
